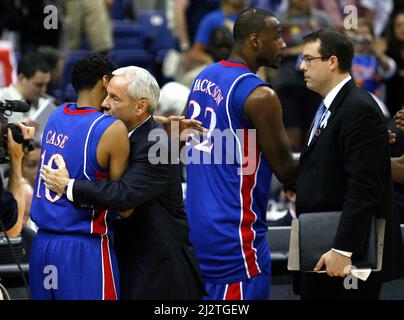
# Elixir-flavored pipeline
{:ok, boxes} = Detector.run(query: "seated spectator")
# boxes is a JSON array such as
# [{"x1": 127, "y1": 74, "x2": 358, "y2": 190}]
[
  {"x1": 163, "y1": 0, "x2": 221, "y2": 80},
  {"x1": 179, "y1": 25, "x2": 233, "y2": 87},
  {"x1": 169, "y1": 0, "x2": 220, "y2": 52},
  {"x1": 350, "y1": 18, "x2": 396, "y2": 101},
  {"x1": 181, "y1": 0, "x2": 246, "y2": 72},
  {"x1": 385, "y1": 10, "x2": 404, "y2": 116}
]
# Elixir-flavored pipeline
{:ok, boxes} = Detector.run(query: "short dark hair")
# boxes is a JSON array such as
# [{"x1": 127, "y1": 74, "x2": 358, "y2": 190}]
[
  {"x1": 233, "y1": 8, "x2": 275, "y2": 42},
  {"x1": 303, "y1": 28, "x2": 354, "y2": 73},
  {"x1": 208, "y1": 26, "x2": 233, "y2": 61},
  {"x1": 71, "y1": 54, "x2": 116, "y2": 92},
  {"x1": 17, "y1": 52, "x2": 51, "y2": 79}
]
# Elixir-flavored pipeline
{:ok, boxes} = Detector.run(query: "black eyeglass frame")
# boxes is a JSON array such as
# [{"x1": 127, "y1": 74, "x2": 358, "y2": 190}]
[{"x1": 301, "y1": 55, "x2": 331, "y2": 63}]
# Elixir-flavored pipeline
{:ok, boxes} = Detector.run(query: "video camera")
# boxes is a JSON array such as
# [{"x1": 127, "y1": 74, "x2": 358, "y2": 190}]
[{"x1": 0, "y1": 100, "x2": 35, "y2": 164}]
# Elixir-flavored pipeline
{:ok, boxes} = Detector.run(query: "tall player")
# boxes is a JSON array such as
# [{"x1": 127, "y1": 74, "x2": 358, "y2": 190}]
[
  {"x1": 29, "y1": 54, "x2": 130, "y2": 300},
  {"x1": 185, "y1": 8, "x2": 298, "y2": 300}
]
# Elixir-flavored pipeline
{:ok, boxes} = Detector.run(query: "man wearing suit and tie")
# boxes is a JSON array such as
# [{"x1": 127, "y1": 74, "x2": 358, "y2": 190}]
[
  {"x1": 41, "y1": 66, "x2": 204, "y2": 300},
  {"x1": 296, "y1": 28, "x2": 404, "y2": 300}
]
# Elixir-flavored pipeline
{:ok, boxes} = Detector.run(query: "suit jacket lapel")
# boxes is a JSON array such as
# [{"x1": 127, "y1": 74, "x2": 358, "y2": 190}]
[{"x1": 301, "y1": 80, "x2": 355, "y2": 157}]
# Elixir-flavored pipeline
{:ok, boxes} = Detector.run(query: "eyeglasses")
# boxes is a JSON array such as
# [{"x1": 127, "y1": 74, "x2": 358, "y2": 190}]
[{"x1": 301, "y1": 55, "x2": 331, "y2": 64}]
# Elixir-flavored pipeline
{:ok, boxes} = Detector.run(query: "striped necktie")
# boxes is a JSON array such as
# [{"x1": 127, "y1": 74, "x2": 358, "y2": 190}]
[{"x1": 308, "y1": 102, "x2": 326, "y2": 145}]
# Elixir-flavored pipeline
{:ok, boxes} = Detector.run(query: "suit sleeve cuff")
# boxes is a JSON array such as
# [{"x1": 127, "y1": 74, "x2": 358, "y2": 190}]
[
  {"x1": 332, "y1": 248, "x2": 352, "y2": 258},
  {"x1": 66, "y1": 179, "x2": 75, "y2": 202}
]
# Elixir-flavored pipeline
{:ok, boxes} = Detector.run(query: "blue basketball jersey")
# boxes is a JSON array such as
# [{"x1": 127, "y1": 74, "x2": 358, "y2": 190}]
[
  {"x1": 185, "y1": 60, "x2": 273, "y2": 283},
  {"x1": 31, "y1": 102, "x2": 118, "y2": 235}
]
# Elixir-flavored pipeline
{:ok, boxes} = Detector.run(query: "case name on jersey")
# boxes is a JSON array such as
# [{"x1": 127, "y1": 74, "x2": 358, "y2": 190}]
[{"x1": 45, "y1": 130, "x2": 69, "y2": 149}]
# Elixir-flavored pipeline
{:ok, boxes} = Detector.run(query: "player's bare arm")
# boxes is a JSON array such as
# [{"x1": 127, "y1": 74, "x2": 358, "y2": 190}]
[
  {"x1": 98, "y1": 119, "x2": 131, "y2": 217},
  {"x1": 244, "y1": 86, "x2": 299, "y2": 183},
  {"x1": 97, "y1": 119, "x2": 129, "y2": 181},
  {"x1": 41, "y1": 119, "x2": 132, "y2": 217}
]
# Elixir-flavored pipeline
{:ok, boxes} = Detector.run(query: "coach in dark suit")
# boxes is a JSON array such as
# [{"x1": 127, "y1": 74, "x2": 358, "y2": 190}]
[
  {"x1": 42, "y1": 66, "x2": 204, "y2": 300},
  {"x1": 295, "y1": 28, "x2": 404, "y2": 300}
]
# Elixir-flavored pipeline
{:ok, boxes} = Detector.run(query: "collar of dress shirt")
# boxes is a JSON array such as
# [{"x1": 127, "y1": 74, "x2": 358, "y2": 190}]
[
  {"x1": 8, "y1": 85, "x2": 26, "y2": 102},
  {"x1": 323, "y1": 75, "x2": 352, "y2": 109},
  {"x1": 128, "y1": 115, "x2": 152, "y2": 138}
]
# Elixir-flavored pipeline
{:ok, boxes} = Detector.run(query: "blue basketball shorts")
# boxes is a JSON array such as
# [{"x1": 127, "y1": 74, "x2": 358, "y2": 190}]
[
  {"x1": 29, "y1": 230, "x2": 119, "y2": 300},
  {"x1": 203, "y1": 270, "x2": 271, "y2": 300}
]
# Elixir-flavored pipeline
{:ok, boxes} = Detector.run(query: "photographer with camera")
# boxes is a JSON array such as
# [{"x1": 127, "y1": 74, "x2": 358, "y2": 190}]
[
  {"x1": 1, "y1": 123, "x2": 35, "y2": 237},
  {"x1": 0, "y1": 52, "x2": 55, "y2": 142}
]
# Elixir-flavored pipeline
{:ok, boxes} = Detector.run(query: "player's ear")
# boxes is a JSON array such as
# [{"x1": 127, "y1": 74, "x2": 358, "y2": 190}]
[
  {"x1": 102, "y1": 75, "x2": 110, "y2": 89},
  {"x1": 249, "y1": 33, "x2": 260, "y2": 49}
]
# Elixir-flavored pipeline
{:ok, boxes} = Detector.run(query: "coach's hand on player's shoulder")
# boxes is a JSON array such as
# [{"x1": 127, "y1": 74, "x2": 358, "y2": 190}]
[
  {"x1": 40, "y1": 156, "x2": 70, "y2": 194},
  {"x1": 163, "y1": 115, "x2": 206, "y2": 137},
  {"x1": 174, "y1": 115, "x2": 205, "y2": 134}
]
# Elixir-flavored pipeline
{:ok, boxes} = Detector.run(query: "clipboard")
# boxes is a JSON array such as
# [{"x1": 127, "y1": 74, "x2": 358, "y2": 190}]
[
  {"x1": 32, "y1": 99, "x2": 56, "y2": 128},
  {"x1": 287, "y1": 216, "x2": 385, "y2": 272}
]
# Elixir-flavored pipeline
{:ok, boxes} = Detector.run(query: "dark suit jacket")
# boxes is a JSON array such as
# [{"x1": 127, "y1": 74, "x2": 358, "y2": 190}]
[
  {"x1": 296, "y1": 80, "x2": 404, "y2": 283},
  {"x1": 71, "y1": 117, "x2": 204, "y2": 299}
]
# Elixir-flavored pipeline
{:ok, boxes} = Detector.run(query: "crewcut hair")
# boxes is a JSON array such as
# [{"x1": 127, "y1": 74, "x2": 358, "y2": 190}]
[{"x1": 233, "y1": 8, "x2": 275, "y2": 42}]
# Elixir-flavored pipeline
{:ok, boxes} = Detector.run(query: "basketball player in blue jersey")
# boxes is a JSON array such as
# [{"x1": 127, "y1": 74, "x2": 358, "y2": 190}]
[
  {"x1": 29, "y1": 54, "x2": 131, "y2": 300},
  {"x1": 184, "y1": 8, "x2": 299, "y2": 300}
]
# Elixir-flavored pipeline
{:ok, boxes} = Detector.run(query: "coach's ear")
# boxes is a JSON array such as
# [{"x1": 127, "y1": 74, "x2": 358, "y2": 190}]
[{"x1": 135, "y1": 98, "x2": 149, "y2": 115}]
